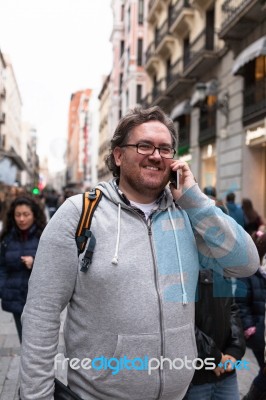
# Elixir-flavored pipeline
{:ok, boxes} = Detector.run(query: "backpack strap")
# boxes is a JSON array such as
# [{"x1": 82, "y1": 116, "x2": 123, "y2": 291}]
[{"x1": 75, "y1": 188, "x2": 102, "y2": 272}]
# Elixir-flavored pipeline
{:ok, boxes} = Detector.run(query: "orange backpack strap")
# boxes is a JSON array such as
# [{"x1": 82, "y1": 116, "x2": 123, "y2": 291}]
[{"x1": 75, "y1": 188, "x2": 102, "y2": 271}]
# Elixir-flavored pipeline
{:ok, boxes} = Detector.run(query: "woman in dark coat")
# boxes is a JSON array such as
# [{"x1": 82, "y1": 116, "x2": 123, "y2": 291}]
[{"x1": 0, "y1": 195, "x2": 46, "y2": 342}]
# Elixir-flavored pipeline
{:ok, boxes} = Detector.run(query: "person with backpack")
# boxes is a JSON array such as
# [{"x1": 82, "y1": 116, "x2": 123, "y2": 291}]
[
  {"x1": 19, "y1": 106, "x2": 259, "y2": 400},
  {"x1": 0, "y1": 195, "x2": 46, "y2": 342}
]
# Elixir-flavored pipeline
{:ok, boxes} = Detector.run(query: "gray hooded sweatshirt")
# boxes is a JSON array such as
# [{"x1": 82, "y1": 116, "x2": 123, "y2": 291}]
[{"x1": 20, "y1": 181, "x2": 259, "y2": 400}]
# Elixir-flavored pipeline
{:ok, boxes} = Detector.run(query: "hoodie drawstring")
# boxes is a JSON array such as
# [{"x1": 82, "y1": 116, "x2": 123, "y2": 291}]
[
  {"x1": 112, "y1": 203, "x2": 121, "y2": 265},
  {"x1": 168, "y1": 209, "x2": 188, "y2": 305}
]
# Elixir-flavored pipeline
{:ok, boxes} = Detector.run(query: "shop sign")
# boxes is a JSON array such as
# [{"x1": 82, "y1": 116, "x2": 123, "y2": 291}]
[{"x1": 245, "y1": 125, "x2": 266, "y2": 146}]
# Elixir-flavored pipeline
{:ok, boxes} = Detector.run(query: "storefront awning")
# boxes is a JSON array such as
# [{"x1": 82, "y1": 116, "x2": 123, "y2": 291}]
[
  {"x1": 232, "y1": 35, "x2": 266, "y2": 75},
  {"x1": 170, "y1": 100, "x2": 191, "y2": 120}
]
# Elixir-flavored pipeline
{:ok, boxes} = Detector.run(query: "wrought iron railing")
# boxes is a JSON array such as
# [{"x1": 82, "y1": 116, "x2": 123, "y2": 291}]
[
  {"x1": 184, "y1": 28, "x2": 217, "y2": 68},
  {"x1": 151, "y1": 77, "x2": 167, "y2": 102},
  {"x1": 221, "y1": 0, "x2": 251, "y2": 27},
  {"x1": 145, "y1": 41, "x2": 156, "y2": 64},
  {"x1": 155, "y1": 19, "x2": 171, "y2": 48},
  {"x1": 167, "y1": 58, "x2": 182, "y2": 86},
  {"x1": 169, "y1": 0, "x2": 191, "y2": 28}
]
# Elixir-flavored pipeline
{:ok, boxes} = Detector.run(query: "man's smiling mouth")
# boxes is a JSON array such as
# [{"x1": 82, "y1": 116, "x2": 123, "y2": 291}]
[{"x1": 145, "y1": 166, "x2": 160, "y2": 171}]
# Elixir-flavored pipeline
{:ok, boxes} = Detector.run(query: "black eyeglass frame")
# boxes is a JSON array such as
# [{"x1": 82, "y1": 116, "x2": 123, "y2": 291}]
[{"x1": 120, "y1": 143, "x2": 176, "y2": 159}]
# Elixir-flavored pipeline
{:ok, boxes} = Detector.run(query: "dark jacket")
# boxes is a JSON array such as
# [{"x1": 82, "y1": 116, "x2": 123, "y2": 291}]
[
  {"x1": 0, "y1": 225, "x2": 40, "y2": 314},
  {"x1": 192, "y1": 269, "x2": 246, "y2": 385},
  {"x1": 235, "y1": 270, "x2": 266, "y2": 352},
  {"x1": 226, "y1": 202, "x2": 245, "y2": 227}
]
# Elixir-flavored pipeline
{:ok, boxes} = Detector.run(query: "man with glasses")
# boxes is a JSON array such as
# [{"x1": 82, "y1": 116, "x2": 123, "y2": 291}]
[{"x1": 20, "y1": 106, "x2": 259, "y2": 400}]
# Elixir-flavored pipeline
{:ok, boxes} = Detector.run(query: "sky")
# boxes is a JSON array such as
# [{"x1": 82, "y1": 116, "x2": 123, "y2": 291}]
[{"x1": 0, "y1": 0, "x2": 113, "y2": 171}]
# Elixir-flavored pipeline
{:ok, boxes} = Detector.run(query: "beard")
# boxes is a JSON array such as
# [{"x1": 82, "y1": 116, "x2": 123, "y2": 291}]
[{"x1": 121, "y1": 168, "x2": 169, "y2": 199}]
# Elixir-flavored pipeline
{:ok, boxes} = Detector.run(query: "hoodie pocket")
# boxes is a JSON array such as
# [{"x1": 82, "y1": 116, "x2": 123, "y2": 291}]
[
  {"x1": 162, "y1": 323, "x2": 197, "y2": 395},
  {"x1": 91, "y1": 333, "x2": 160, "y2": 400}
]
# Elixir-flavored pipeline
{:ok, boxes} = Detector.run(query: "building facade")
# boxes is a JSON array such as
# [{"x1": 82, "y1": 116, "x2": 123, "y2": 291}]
[
  {"x1": 66, "y1": 89, "x2": 93, "y2": 190},
  {"x1": 0, "y1": 53, "x2": 27, "y2": 186},
  {"x1": 142, "y1": 0, "x2": 266, "y2": 218},
  {"x1": 97, "y1": 0, "x2": 148, "y2": 182},
  {"x1": 98, "y1": 74, "x2": 112, "y2": 181}
]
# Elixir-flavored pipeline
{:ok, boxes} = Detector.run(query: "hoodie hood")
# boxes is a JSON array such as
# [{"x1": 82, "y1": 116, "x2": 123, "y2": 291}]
[{"x1": 96, "y1": 179, "x2": 175, "y2": 211}]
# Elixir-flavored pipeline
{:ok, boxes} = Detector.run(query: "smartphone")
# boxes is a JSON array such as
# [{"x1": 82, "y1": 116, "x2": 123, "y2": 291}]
[{"x1": 169, "y1": 170, "x2": 179, "y2": 189}]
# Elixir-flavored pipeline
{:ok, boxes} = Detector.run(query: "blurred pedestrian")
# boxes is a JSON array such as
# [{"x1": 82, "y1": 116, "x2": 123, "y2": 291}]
[
  {"x1": 242, "y1": 198, "x2": 264, "y2": 236},
  {"x1": 226, "y1": 192, "x2": 245, "y2": 227},
  {"x1": 0, "y1": 195, "x2": 46, "y2": 342},
  {"x1": 184, "y1": 194, "x2": 244, "y2": 400},
  {"x1": 203, "y1": 186, "x2": 228, "y2": 214},
  {"x1": 236, "y1": 231, "x2": 266, "y2": 400},
  {"x1": 45, "y1": 189, "x2": 59, "y2": 218}
]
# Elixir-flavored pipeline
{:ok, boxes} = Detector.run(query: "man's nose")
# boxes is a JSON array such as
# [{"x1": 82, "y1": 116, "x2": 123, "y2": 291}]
[{"x1": 149, "y1": 148, "x2": 161, "y2": 159}]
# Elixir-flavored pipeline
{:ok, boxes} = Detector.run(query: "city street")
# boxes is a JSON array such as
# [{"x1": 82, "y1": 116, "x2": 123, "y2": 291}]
[{"x1": 0, "y1": 304, "x2": 260, "y2": 400}]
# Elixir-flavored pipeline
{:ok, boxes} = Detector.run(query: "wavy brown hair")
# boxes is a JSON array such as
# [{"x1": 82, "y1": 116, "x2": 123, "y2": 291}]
[
  {"x1": 1, "y1": 194, "x2": 47, "y2": 240},
  {"x1": 105, "y1": 106, "x2": 177, "y2": 178}
]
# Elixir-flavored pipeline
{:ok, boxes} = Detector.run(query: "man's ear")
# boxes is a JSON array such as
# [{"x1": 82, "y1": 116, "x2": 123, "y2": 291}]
[{"x1": 113, "y1": 147, "x2": 123, "y2": 167}]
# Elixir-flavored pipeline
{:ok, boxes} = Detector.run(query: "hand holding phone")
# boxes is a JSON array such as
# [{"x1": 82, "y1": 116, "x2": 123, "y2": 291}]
[{"x1": 169, "y1": 170, "x2": 180, "y2": 189}]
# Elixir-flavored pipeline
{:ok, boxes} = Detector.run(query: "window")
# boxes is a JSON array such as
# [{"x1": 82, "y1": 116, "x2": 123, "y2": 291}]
[
  {"x1": 183, "y1": 37, "x2": 190, "y2": 66},
  {"x1": 206, "y1": 8, "x2": 214, "y2": 50},
  {"x1": 137, "y1": 84, "x2": 142, "y2": 104},
  {"x1": 120, "y1": 40, "x2": 125, "y2": 58},
  {"x1": 119, "y1": 73, "x2": 123, "y2": 94},
  {"x1": 138, "y1": 0, "x2": 144, "y2": 25},
  {"x1": 137, "y1": 39, "x2": 143, "y2": 66},
  {"x1": 128, "y1": 7, "x2": 131, "y2": 32},
  {"x1": 255, "y1": 56, "x2": 266, "y2": 80},
  {"x1": 121, "y1": 4, "x2": 125, "y2": 21}
]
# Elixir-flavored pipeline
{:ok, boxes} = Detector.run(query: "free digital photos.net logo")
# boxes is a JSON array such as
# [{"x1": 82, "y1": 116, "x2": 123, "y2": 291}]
[{"x1": 54, "y1": 355, "x2": 250, "y2": 376}]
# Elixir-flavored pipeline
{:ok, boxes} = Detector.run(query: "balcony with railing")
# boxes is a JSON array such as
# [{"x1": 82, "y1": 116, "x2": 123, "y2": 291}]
[
  {"x1": 219, "y1": 0, "x2": 265, "y2": 41},
  {"x1": 145, "y1": 41, "x2": 160, "y2": 74},
  {"x1": 151, "y1": 77, "x2": 168, "y2": 105},
  {"x1": 199, "y1": 105, "x2": 217, "y2": 145},
  {"x1": 169, "y1": 0, "x2": 194, "y2": 35},
  {"x1": 140, "y1": 78, "x2": 171, "y2": 109},
  {"x1": 243, "y1": 78, "x2": 266, "y2": 126},
  {"x1": 183, "y1": 29, "x2": 220, "y2": 78},
  {"x1": 154, "y1": 19, "x2": 175, "y2": 57},
  {"x1": 148, "y1": 0, "x2": 167, "y2": 23},
  {"x1": 166, "y1": 57, "x2": 195, "y2": 97}
]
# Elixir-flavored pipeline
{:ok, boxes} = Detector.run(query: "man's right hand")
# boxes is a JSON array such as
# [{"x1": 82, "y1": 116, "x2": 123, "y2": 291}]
[{"x1": 213, "y1": 354, "x2": 237, "y2": 376}]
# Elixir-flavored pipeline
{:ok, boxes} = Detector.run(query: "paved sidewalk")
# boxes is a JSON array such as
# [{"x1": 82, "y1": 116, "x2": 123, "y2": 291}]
[
  {"x1": 0, "y1": 305, "x2": 67, "y2": 400},
  {"x1": 0, "y1": 304, "x2": 260, "y2": 399}
]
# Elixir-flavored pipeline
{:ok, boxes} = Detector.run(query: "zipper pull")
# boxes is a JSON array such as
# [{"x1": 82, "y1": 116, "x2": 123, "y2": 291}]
[{"x1": 147, "y1": 218, "x2": 152, "y2": 235}]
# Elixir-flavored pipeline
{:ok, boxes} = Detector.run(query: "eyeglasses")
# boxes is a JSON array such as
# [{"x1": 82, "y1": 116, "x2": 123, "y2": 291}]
[{"x1": 120, "y1": 143, "x2": 176, "y2": 159}]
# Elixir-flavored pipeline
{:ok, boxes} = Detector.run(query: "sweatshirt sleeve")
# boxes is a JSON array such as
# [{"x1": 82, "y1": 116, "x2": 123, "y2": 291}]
[
  {"x1": 177, "y1": 184, "x2": 259, "y2": 278},
  {"x1": 19, "y1": 196, "x2": 82, "y2": 400}
]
